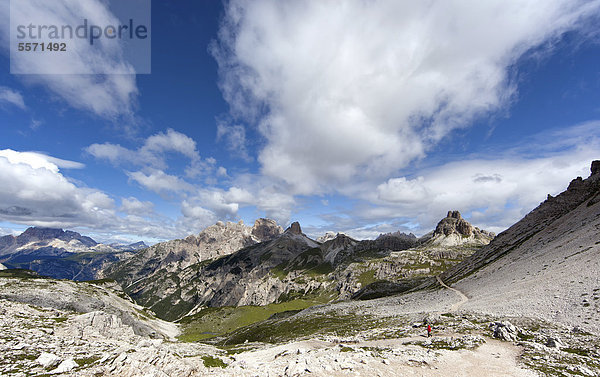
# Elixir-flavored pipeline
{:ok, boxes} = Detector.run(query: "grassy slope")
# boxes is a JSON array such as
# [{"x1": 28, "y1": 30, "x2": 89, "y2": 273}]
[{"x1": 178, "y1": 298, "x2": 329, "y2": 342}]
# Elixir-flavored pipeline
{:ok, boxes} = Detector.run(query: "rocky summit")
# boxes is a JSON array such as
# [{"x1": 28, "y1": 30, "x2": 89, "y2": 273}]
[{"x1": 426, "y1": 210, "x2": 494, "y2": 247}]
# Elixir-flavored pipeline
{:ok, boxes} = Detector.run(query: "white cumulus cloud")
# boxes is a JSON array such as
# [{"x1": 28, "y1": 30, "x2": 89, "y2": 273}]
[
  {"x1": 0, "y1": 149, "x2": 114, "y2": 227},
  {"x1": 213, "y1": 0, "x2": 600, "y2": 195},
  {"x1": 120, "y1": 197, "x2": 154, "y2": 216},
  {"x1": 127, "y1": 169, "x2": 194, "y2": 194}
]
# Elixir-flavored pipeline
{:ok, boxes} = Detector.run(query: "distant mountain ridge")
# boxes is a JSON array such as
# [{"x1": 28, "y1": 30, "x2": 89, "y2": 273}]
[
  {"x1": 106, "y1": 218, "x2": 283, "y2": 288},
  {"x1": 0, "y1": 227, "x2": 97, "y2": 256},
  {"x1": 0, "y1": 227, "x2": 146, "y2": 280},
  {"x1": 108, "y1": 213, "x2": 493, "y2": 321},
  {"x1": 0, "y1": 227, "x2": 147, "y2": 256}
]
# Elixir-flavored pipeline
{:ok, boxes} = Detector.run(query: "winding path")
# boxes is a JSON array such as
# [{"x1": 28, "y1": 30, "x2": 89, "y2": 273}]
[{"x1": 436, "y1": 275, "x2": 468, "y2": 311}]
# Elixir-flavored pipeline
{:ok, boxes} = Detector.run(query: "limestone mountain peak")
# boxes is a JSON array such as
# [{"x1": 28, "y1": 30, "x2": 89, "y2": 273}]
[
  {"x1": 435, "y1": 210, "x2": 472, "y2": 237},
  {"x1": 429, "y1": 210, "x2": 494, "y2": 247},
  {"x1": 591, "y1": 160, "x2": 600, "y2": 176},
  {"x1": 252, "y1": 218, "x2": 283, "y2": 240},
  {"x1": 285, "y1": 221, "x2": 303, "y2": 235}
]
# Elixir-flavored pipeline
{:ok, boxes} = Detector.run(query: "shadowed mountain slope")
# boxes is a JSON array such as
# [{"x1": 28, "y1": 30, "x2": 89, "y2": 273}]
[{"x1": 438, "y1": 160, "x2": 600, "y2": 333}]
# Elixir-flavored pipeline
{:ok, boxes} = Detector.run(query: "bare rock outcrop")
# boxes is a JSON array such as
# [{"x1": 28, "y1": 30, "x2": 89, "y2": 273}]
[
  {"x1": 286, "y1": 221, "x2": 303, "y2": 235},
  {"x1": 591, "y1": 160, "x2": 600, "y2": 176},
  {"x1": 435, "y1": 210, "x2": 473, "y2": 236},
  {"x1": 427, "y1": 211, "x2": 494, "y2": 247},
  {"x1": 490, "y1": 321, "x2": 519, "y2": 342}
]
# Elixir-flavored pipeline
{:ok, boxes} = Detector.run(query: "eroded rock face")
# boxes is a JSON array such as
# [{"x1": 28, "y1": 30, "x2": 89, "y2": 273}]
[
  {"x1": 591, "y1": 160, "x2": 600, "y2": 176},
  {"x1": 108, "y1": 219, "x2": 285, "y2": 320},
  {"x1": 252, "y1": 218, "x2": 283, "y2": 240},
  {"x1": 490, "y1": 321, "x2": 519, "y2": 342},
  {"x1": 435, "y1": 211, "x2": 473, "y2": 237},
  {"x1": 287, "y1": 222, "x2": 303, "y2": 235},
  {"x1": 0, "y1": 278, "x2": 176, "y2": 339},
  {"x1": 429, "y1": 211, "x2": 494, "y2": 247}
]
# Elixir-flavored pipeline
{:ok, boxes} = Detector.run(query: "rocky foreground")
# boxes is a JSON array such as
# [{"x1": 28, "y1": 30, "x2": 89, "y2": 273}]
[{"x1": 1, "y1": 272, "x2": 599, "y2": 377}]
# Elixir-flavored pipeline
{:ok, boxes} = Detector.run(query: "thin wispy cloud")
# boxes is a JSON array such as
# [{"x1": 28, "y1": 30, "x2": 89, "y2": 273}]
[{"x1": 0, "y1": 86, "x2": 25, "y2": 109}]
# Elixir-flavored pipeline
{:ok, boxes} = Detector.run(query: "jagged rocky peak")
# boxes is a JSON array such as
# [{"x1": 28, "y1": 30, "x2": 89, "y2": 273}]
[
  {"x1": 285, "y1": 221, "x2": 303, "y2": 235},
  {"x1": 194, "y1": 220, "x2": 249, "y2": 243},
  {"x1": 19, "y1": 227, "x2": 97, "y2": 247},
  {"x1": 190, "y1": 218, "x2": 283, "y2": 245},
  {"x1": 377, "y1": 231, "x2": 418, "y2": 241},
  {"x1": 591, "y1": 160, "x2": 600, "y2": 176},
  {"x1": 375, "y1": 231, "x2": 419, "y2": 250},
  {"x1": 429, "y1": 210, "x2": 494, "y2": 247},
  {"x1": 435, "y1": 210, "x2": 473, "y2": 237},
  {"x1": 317, "y1": 231, "x2": 338, "y2": 243},
  {"x1": 252, "y1": 218, "x2": 283, "y2": 241}
]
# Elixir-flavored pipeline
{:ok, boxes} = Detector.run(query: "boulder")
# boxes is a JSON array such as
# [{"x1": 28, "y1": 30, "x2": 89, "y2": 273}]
[
  {"x1": 51, "y1": 358, "x2": 78, "y2": 373},
  {"x1": 545, "y1": 337, "x2": 563, "y2": 348},
  {"x1": 490, "y1": 321, "x2": 519, "y2": 342},
  {"x1": 36, "y1": 352, "x2": 61, "y2": 368}
]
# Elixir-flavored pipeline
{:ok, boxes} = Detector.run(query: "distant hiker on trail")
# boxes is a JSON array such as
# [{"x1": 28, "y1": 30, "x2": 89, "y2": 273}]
[{"x1": 427, "y1": 324, "x2": 432, "y2": 337}]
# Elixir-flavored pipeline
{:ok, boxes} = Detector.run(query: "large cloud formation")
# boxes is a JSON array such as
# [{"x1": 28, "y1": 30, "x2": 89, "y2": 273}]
[
  {"x1": 0, "y1": 0, "x2": 139, "y2": 121},
  {"x1": 87, "y1": 129, "x2": 296, "y2": 229},
  {"x1": 0, "y1": 149, "x2": 198, "y2": 241},
  {"x1": 0, "y1": 149, "x2": 114, "y2": 227},
  {"x1": 213, "y1": 0, "x2": 600, "y2": 195}
]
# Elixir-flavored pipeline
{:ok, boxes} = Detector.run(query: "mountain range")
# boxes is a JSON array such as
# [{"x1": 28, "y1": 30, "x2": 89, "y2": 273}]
[
  {"x1": 0, "y1": 161, "x2": 598, "y2": 376},
  {"x1": 107, "y1": 210, "x2": 492, "y2": 321},
  {"x1": 0, "y1": 228, "x2": 146, "y2": 281}
]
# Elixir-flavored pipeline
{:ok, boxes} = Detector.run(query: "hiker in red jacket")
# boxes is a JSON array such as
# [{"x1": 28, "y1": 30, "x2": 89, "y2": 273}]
[{"x1": 427, "y1": 324, "x2": 432, "y2": 337}]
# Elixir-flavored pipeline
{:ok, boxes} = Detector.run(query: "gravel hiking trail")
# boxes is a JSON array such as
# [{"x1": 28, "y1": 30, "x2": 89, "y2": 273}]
[{"x1": 436, "y1": 275, "x2": 468, "y2": 311}]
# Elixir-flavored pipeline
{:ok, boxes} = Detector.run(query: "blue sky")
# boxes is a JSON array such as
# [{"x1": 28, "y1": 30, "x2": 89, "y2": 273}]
[{"x1": 0, "y1": 0, "x2": 599, "y2": 243}]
